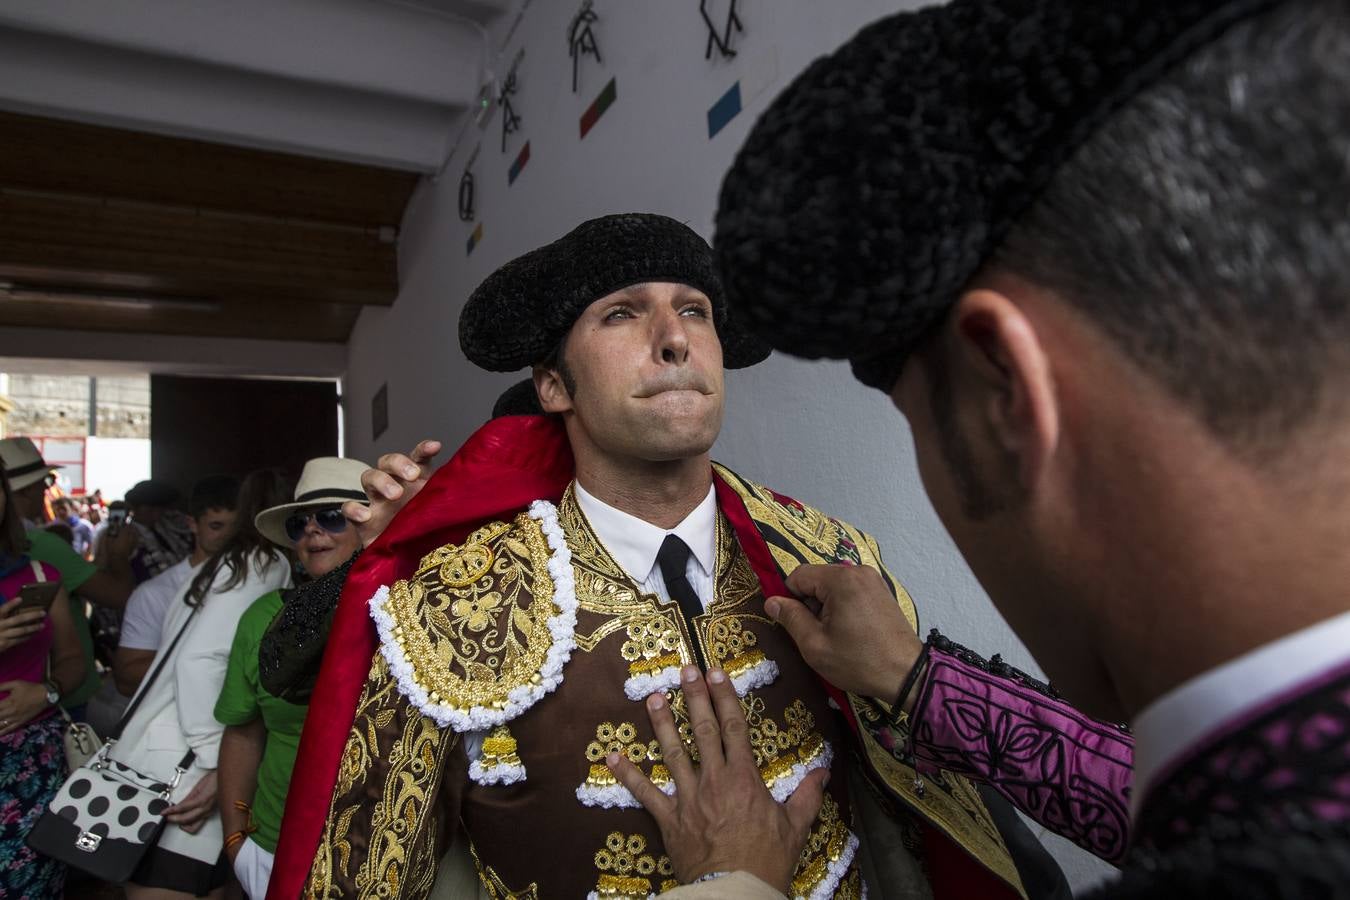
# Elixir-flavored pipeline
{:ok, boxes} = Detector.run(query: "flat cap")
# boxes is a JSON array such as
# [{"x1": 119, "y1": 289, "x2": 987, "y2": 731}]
[
  {"x1": 715, "y1": 0, "x2": 1280, "y2": 390},
  {"x1": 460, "y1": 213, "x2": 769, "y2": 372}
]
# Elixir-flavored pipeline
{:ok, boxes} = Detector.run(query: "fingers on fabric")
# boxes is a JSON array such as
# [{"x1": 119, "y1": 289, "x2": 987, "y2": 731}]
[
  {"x1": 608, "y1": 691, "x2": 680, "y2": 815},
  {"x1": 784, "y1": 767, "x2": 829, "y2": 834},
  {"x1": 680, "y1": 666, "x2": 727, "y2": 771},
  {"x1": 607, "y1": 751, "x2": 674, "y2": 818},
  {"x1": 706, "y1": 668, "x2": 755, "y2": 770},
  {"x1": 765, "y1": 593, "x2": 828, "y2": 662},
  {"x1": 645, "y1": 688, "x2": 696, "y2": 790}
]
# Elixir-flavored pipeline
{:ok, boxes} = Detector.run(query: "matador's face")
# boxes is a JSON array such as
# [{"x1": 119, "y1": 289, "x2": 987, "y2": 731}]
[{"x1": 540, "y1": 281, "x2": 726, "y2": 466}]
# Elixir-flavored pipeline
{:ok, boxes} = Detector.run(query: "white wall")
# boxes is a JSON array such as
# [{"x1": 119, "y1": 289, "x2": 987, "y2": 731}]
[
  {"x1": 344, "y1": 1, "x2": 1117, "y2": 893},
  {"x1": 84, "y1": 436, "x2": 151, "y2": 501}
]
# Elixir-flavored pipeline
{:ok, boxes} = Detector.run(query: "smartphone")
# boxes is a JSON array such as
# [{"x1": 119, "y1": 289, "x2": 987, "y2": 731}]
[
  {"x1": 15, "y1": 581, "x2": 60, "y2": 615},
  {"x1": 106, "y1": 506, "x2": 128, "y2": 538}
]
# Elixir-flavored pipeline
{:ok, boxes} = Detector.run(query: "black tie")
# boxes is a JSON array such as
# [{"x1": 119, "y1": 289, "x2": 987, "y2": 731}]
[{"x1": 656, "y1": 534, "x2": 708, "y2": 671}]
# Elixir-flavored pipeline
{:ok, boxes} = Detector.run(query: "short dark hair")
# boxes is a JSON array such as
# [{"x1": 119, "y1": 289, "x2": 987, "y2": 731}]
[
  {"x1": 995, "y1": 0, "x2": 1349, "y2": 453},
  {"x1": 189, "y1": 475, "x2": 240, "y2": 518},
  {"x1": 536, "y1": 334, "x2": 578, "y2": 399}
]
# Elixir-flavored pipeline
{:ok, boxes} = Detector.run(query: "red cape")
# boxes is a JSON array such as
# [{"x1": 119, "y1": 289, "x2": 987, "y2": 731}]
[{"x1": 267, "y1": 416, "x2": 574, "y2": 900}]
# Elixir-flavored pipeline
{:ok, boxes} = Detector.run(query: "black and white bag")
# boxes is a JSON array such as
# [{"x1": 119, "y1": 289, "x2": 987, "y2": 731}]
[{"x1": 27, "y1": 607, "x2": 198, "y2": 882}]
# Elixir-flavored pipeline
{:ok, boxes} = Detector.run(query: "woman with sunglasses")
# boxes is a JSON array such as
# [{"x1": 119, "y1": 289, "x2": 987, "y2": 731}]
[{"x1": 213, "y1": 457, "x2": 367, "y2": 899}]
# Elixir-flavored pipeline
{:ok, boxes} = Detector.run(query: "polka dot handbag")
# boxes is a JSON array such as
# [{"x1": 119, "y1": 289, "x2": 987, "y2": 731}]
[{"x1": 26, "y1": 608, "x2": 198, "y2": 881}]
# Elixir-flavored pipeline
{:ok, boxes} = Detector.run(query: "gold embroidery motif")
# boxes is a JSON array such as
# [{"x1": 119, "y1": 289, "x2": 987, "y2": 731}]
[
  {"x1": 307, "y1": 654, "x2": 456, "y2": 900},
  {"x1": 479, "y1": 726, "x2": 521, "y2": 770},
  {"x1": 471, "y1": 841, "x2": 540, "y2": 899},
  {"x1": 592, "y1": 832, "x2": 675, "y2": 899},
  {"x1": 382, "y1": 512, "x2": 557, "y2": 713},
  {"x1": 620, "y1": 619, "x2": 684, "y2": 679},
  {"x1": 791, "y1": 794, "x2": 858, "y2": 900},
  {"x1": 581, "y1": 722, "x2": 662, "y2": 788}
]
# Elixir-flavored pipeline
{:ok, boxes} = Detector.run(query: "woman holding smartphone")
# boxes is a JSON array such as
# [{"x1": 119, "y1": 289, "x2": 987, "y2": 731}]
[{"x1": 0, "y1": 462, "x2": 86, "y2": 898}]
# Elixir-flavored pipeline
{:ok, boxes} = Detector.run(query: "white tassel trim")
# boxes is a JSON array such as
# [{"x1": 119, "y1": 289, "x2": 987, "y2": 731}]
[
  {"x1": 767, "y1": 740, "x2": 834, "y2": 804},
  {"x1": 370, "y1": 499, "x2": 578, "y2": 732},
  {"x1": 575, "y1": 782, "x2": 641, "y2": 809},
  {"x1": 623, "y1": 665, "x2": 683, "y2": 701},
  {"x1": 798, "y1": 829, "x2": 861, "y2": 900},
  {"x1": 575, "y1": 777, "x2": 676, "y2": 809},
  {"x1": 729, "y1": 657, "x2": 780, "y2": 696},
  {"x1": 468, "y1": 758, "x2": 527, "y2": 786}
]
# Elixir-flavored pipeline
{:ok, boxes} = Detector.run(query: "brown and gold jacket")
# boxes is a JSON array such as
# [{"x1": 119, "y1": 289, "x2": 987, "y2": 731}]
[{"x1": 303, "y1": 465, "x2": 1024, "y2": 900}]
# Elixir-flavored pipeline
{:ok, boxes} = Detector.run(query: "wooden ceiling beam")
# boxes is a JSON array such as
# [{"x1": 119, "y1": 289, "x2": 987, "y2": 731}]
[
  {"x1": 0, "y1": 291, "x2": 358, "y2": 342},
  {"x1": 0, "y1": 111, "x2": 421, "y2": 227},
  {"x1": 0, "y1": 190, "x2": 398, "y2": 306}
]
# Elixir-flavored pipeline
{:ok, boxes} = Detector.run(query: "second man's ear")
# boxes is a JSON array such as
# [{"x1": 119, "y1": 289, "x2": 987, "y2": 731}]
[{"x1": 950, "y1": 288, "x2": 1061, "y2": 490}]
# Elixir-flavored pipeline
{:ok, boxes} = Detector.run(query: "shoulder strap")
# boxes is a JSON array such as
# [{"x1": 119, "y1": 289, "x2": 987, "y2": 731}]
[
  {"x1": 30, "y1": 560, "x2": 44, "y2": 582},
  {"x1": 109, "y1": 603, "x2": 200, "y2": 742}
]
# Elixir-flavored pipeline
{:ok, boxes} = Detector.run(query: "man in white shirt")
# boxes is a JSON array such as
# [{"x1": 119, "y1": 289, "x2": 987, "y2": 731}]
[
  {"x1": 112, "y1": 476, "x2": 239, "y2": 696},
  {"x1": 694, "y1": 0, "x2": 1350, "y2": 896}
]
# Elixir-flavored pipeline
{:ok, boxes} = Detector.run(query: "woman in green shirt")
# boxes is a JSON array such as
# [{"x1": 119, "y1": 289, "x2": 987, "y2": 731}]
[{"x1": 214, "y1": 457, "x2": 367, "y2": 899}]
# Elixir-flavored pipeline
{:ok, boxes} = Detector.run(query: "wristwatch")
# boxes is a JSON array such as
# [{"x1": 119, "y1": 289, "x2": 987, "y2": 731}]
[{"x1": 43, "y1": 680, "x2": 60, "y2": 707}]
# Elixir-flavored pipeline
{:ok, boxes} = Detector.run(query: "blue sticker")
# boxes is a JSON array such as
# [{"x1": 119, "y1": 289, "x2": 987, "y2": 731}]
[{"x1": 707, "y1": 82, "x2": 743, "y2": 139}]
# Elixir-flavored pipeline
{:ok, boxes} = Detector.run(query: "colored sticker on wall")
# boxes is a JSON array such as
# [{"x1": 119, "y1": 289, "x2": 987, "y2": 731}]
[
  {"x1": 707, "y1": 47, "x2": 779, "y2": 141},
  {"x1": 508, "y1": 141, "x2": 531, "y2": 185},
  {"x1": 580, "y1": 77, "x2": 617, "y2": 139},
  {"x1": 707, "y1": 81, "x2": 743, "y2": 139},
  {"x1": 466, "y1": 222, "x2": 484, "y2": 256}
]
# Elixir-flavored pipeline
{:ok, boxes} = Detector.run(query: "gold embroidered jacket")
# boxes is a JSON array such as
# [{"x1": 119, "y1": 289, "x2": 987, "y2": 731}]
[{"x1": 304, "y1": 466, "x2": 1024, "y2": 900}]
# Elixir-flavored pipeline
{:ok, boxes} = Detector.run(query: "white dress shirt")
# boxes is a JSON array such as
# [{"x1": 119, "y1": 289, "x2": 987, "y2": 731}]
[
  {"x1": 1130, "y1": 609, "x2": 1350, "y2": 820},
  {"x1": 573, "y1": 480, "x2": 718, "y2": 609}
]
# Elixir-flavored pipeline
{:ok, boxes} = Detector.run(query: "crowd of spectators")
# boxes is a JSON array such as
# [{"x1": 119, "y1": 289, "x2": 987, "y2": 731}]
[{"x1": 0, "y1": 437, "x2": 369, "y2": 900}]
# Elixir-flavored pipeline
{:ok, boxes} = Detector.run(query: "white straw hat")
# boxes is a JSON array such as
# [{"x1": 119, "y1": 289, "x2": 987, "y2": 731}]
[
  {"x1": 0, "y1": 437, "x2": 61, "y2": 492},
  {"x1": 255, "y1": 456, "x2": 369, "y2": 547}
]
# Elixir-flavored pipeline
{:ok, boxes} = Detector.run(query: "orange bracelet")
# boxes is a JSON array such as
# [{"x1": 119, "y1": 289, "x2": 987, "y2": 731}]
[{"x1": 225, "y1": 800, "x2": 259, "y2": 852}]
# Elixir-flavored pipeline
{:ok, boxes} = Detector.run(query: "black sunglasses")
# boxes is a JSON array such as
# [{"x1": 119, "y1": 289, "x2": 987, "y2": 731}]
[{"x1": 284, "y1": 507, "x2": 349, "y2": 543}]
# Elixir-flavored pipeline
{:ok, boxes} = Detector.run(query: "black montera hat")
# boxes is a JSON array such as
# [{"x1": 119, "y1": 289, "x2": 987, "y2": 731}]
[
  {"x1": 714, "y1": 0, "x2": 1280, "y2": 391},
  {"x1": 460, "y1": 213, "x2": 770, "y2": 372}
]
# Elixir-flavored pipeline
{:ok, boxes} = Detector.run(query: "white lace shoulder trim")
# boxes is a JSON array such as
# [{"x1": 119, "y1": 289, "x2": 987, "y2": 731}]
[{"x1": 369, "y1": 499, "x2": 578, "y2": 732}]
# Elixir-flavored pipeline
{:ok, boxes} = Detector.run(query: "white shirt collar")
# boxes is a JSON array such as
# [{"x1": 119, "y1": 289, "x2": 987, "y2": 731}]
[
  {"x1": 1130, "y1": 609, "x2": 1350, "y2": 820},
  {"x1": 573, "y1": 480, "x2": 717, "y2": 584}
]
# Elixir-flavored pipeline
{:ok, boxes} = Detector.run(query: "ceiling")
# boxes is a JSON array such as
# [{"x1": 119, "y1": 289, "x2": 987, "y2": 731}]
[{"x1": 0, "y1": 0, "x2": 511, "y2": 354}]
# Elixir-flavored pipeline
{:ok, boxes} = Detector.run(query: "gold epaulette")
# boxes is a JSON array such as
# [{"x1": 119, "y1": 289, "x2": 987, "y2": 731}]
[{"x1": 367, "y1": 499, "x2": 578, "y2": 733}]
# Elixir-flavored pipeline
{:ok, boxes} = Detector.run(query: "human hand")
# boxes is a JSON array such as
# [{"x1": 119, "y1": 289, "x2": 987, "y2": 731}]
[
  {"x1": 104, "y1": 522, "x2": 140, "y2": 561},
  {"x1": 343, "y1": 440, "x2": 442, "y2": 548},
  {"x1": 0, "y1": 598, "x2": 47, "y2": 653},
  {"x1": 0, "y1": 680, "x2": 50, "y2": 736},
  {"x1": 767, "y1": 564, "x2": 923, "y2": 707},
  {"x1": 166, "y1": 769, "x2": 218, "y2": 834},
  {"x1": 607, "y1": 666, "x2": 826, "y2": 892}
]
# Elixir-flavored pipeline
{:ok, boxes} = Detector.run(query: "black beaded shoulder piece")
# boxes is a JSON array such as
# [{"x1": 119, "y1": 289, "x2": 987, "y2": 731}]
[{"x1": 258, "y1": 549, "x2": 360, "y2": 703}]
